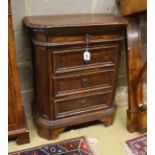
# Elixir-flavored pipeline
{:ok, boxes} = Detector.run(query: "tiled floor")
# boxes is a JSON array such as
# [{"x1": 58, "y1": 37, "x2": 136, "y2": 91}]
[{"x1": 8, "y1": 105, "x2": 144, "y2": 155}]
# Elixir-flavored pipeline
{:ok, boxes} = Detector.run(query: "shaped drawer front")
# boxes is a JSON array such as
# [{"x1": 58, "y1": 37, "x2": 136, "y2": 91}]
[
  {"x1": 54, "y1": 70, "x2": 114, "y2": 96},
  {"x1": 53, "y1": 45, "x2": 119, "y2": 73},
  {"x1": 49, "y1": 31, "x2": 122, "y2": 44},
  {"x1": 55, "y1": 91, "x2": 113, "y2": 118},
  {"x1": 31, "y1": 29, "x2": 122, "y2": 43}
]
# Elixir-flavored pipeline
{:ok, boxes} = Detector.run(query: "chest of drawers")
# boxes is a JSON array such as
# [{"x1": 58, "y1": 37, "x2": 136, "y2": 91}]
[{"x1": 24, "y1": 14, "x2": 127, "y2": 139}]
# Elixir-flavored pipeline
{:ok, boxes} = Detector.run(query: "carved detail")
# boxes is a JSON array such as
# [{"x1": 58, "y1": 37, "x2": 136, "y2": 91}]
[{"x1": 125, "y1": 16, "x2": 147, "y2": 133}]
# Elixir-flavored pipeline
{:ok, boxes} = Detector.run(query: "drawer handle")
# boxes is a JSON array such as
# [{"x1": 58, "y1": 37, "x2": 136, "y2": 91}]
[
  {"x1": 84, "y1": 34, "x2": 91, "y2": 63},
  {"x1": 85, "y1": 34, "x2": 91, "y2": 43},
  {"x1": 81, "y1": 78, "x2": 88, "y2": 88},
  {"x1": 81, "y1": 99, "x2": 86, "y2": 108}
]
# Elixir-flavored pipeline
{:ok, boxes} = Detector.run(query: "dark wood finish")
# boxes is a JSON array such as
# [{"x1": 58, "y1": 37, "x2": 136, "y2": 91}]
[
  {"x1": 24, "y1": 14, "x2": 128, "y2": 29},
  {"x1": 24, "y1": 14, "x2": 127, "y2": 139},
  {"x1": 53, "y1": 45, "x2": 118, "y2": 72},
  {"x1": 54, "y1": 70, "x2": 114, "y2": 96},
  {"x1": 119, "y1": 0, "x2": 147, "y2": 16},
  {"x1": 8, "y1": 0, "x2": 30, "y2": 144},
  {"x1": 100, "y1": 115, "x2": 114, "y2": 126},
  {"x1": 119, "y1": 0, "x2": 147, "y2": 133}
]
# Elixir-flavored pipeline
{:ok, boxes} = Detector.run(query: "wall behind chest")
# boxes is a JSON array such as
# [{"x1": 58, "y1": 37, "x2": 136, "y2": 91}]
[{"x1": 10, "y1": 0, "x2": 146, "y2": 118}]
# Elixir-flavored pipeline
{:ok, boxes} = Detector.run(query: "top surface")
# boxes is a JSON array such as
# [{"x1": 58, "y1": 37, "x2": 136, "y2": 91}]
[{"x1": 24, "y1": 14, "x2": 128, "y2": 29}]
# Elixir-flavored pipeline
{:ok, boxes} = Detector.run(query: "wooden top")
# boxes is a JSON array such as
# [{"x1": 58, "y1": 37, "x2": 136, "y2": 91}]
[
  {"x1": 24, "y1": 14, "x2": 128, "y2": 29},
  {"x1": 119, "y1": 0, "x2": 147, "y2": 16}
]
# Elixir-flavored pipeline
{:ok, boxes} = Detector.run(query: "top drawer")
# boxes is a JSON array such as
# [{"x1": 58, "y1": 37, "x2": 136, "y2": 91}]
[
  {"x1": 52, "y1": 34, "x2": 118, "y2": 43},
  {"x1": 31, "y1": 28, "x2": 124, "y2": 44},
  {"x1": 52, "y1": 44, "x2": 119, "y2": 74}
]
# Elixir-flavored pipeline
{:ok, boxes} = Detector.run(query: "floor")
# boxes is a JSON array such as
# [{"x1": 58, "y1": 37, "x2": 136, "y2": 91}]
[{"x1": 8, "y1": 87, "x2": 145, "y2": 155}]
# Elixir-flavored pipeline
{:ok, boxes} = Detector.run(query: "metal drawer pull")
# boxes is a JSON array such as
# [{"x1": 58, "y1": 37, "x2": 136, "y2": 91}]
[
  {"x1": 84, "y1": 34, "x2": 91, "y2": 63},
  {"x1": 81, "y1": 99, "x2": 86, "y2": 108},
  {"x1": 81, "y1": 99, "x2": 86, "y2": 104},
  {"x1": 85, "y1": 34, "x2": 91, "y2": 43},
  {"x1": 81, "y1": 78, "x2": 88, "y2": 88}
]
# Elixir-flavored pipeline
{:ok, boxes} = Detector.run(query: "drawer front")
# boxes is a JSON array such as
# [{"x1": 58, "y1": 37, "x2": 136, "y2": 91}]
[
  {"x1": 49, "y1": 31, "x2": 122, "y2": 43},
  {"x1": 31, "y1": 29, "x2": 123, "y2": 43},
  {"x1": 54, "y1": 70, "x2": 114, "y2": 96},
  {"x1": 55, "y1": 92, "x2": 112, "y2": 118},
  {"x1": 53, "y1": 45, "x2": 118, "y2": 73}
]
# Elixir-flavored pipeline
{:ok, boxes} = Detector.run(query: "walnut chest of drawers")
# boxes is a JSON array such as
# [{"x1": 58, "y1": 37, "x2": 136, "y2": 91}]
[{"x1": 24, "y1": 14, "x2": 127, "y2": 139}]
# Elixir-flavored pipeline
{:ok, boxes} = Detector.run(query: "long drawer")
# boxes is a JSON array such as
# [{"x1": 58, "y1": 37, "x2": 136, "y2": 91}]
[
  {"x1": 52, "y1": 45, "x2": 119, "y2": 74},
  {"x1": 49, "y1": 31, "x2": 122, "y2": 43},
  {"x1": 54, "y1": 91, "x2": 113, "y2": 118},
  {"x1": 31, "y1": 28, "x2": 123, "y2": 43},
  {"x1": 53, "y1": 69, "x2": 114, "y2": 96}
]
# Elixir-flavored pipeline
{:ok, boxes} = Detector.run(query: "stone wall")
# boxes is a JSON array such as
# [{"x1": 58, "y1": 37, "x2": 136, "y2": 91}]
[{"x1": 10, "y1": 0, "x2": 147, "y2": 118}]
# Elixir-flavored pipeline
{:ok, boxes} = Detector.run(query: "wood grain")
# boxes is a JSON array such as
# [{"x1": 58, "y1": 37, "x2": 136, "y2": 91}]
[
  {"x1": 119, "y1": 0, "x2": 147, "y2": 16},
  {"x1": 119, "y1": 0, "x2": 147, "y2": 133},
  {"x1": 24, "y1": 14, "x2": 127, "y2": 139},
  {"x1": 8, "y1": 0, "x2": 30, "y2": 144}
]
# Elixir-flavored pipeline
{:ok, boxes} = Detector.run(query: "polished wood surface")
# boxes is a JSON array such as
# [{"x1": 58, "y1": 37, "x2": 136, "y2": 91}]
[
  {"x1": 119, "y1": 0, "x2": 147, "y2": 16},
  {"x1": 24, "y1": 14, "x2": 127, "y2": 139},
  {"x1": 119, "y1": 0, "x2": 147, "y2": 133},
  {"x1": 24, "y1": 14, "x2": 128, "y2": 28},
  {"x1": 8, "y1": 0, "x2": 30, "y2": 144}
]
